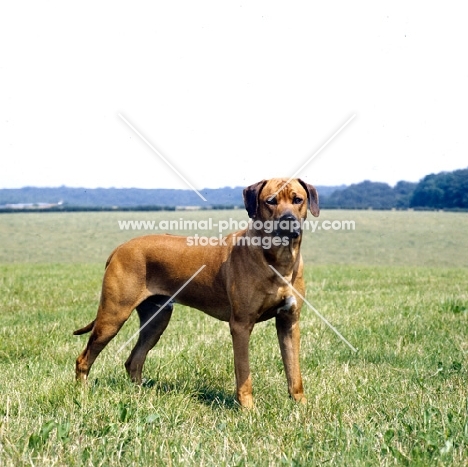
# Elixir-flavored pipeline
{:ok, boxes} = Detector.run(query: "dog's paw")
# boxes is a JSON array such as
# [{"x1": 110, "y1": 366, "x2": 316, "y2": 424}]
[
  {"x1": 292, "y1": 393, "x2": 307, "y2": 404},
  {"x1": 237, "y1": 394, "x2": 254, "y2": 409}
]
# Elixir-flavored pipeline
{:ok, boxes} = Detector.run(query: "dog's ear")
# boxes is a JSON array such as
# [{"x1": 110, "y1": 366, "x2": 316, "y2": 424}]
[
  {"x1": 298, "y1": 179, "x2": 320, "y2": 217},
  {"x1": 243, "y1": 180, "x2": 267, "y2": 218}
]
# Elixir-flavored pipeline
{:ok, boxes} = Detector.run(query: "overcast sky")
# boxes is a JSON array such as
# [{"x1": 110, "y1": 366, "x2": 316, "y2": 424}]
[{"x1": 1, "y1": 2, "x2": 467, "y2": 190}]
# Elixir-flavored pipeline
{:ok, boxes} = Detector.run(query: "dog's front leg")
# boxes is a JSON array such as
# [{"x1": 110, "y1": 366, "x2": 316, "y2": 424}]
[
  {"x1": 229, "y1": 317, "x2": 255, "y2": 408},
  {"x1": 276, "y1": 311, "x2": 306, "y2": 404}
]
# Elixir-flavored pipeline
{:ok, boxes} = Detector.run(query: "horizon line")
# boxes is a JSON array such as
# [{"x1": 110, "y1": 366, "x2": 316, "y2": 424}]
[{"x1": 0, "y1": 178, "x2": 424, "y2": 191}]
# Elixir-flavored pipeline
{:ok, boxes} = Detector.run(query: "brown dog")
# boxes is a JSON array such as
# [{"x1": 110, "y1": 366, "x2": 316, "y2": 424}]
[{"x1": 74, "y1": 178, "x2": 319, "y2": 408}]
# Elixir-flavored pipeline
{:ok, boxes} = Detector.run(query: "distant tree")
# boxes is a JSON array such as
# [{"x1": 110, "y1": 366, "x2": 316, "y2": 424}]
[
  {"x1": 394, "y1": 181, "x2": 418, "y2": 208},
  {"x1": 324, "y1": 180, "x2": 396, "y2": 209},
  {"x1": 410, "y1": 168, "x2": 468, "y2": 209}
]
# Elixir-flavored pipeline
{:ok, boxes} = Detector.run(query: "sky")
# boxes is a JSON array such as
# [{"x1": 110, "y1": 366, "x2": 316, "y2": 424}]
[{"x1": 1, "y1": 2, "x2": 467, "y2": 191}]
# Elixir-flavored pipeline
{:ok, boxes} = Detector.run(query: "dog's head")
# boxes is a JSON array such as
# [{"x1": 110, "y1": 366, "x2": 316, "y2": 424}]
[{"x1": 243, "y1": 178, "x2": 319, "y2": 238}]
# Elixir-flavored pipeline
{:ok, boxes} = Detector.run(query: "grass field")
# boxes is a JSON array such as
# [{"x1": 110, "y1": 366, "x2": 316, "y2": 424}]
[{"x1": 1, "y1": 210, "x2": 468, "y2": 466}]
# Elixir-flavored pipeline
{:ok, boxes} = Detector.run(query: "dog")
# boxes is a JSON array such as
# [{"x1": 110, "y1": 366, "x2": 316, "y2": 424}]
[{"x1": 74, "y1": 178, "x2": 319, "y2": 408}]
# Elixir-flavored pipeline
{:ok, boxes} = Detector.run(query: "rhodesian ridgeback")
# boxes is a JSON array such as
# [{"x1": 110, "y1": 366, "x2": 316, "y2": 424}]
[{"x1": 74, "y1": 178, "x2": 319, "y2": 408}]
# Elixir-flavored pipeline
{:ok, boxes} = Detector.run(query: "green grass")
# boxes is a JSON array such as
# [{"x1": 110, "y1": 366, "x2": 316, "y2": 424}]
[
  {"x1": 1, "y1": 210, "x2": 468, "y2": 466},
  {"x1": 1, "y1": 209, "x2": 467, "y2": 266}
]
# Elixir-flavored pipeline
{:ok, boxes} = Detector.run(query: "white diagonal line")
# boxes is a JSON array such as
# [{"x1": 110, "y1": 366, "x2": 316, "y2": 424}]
[
  {"x1": 270, "y1": 113, "x2": 357, "y2": 199},
  {"x1": 118, "y1": 113, "x2": 207, "y2": 202},
  {"x1": 116, "y1": 264, "x2": 206, "y2": 355},
  {"x1": 269, "y1": 265, "x2": 358, "y2": 353}
]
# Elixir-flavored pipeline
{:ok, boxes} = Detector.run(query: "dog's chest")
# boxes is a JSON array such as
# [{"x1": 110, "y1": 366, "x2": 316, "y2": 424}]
[{"x1": 254, "y1": 283, "x2": 297, "y2": 321}]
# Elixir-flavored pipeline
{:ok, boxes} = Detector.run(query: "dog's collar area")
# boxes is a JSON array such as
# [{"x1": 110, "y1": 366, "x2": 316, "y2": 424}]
[{"x1": 277, "y1": 295, "x2": 297, "y2": 314}]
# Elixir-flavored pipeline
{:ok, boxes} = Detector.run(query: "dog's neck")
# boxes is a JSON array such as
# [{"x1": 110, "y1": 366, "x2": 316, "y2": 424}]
[
  {"x1": 244, "y1": 227, "x2": 302, "y2": 276},
  {"x1": 263, "y1": 236, "x2": 302, "y2": 273}
]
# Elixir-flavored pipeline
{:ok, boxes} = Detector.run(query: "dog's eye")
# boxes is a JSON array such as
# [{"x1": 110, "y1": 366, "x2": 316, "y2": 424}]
[
  {"x1": 293, "y1": 197, "x2": 303, "y2": 204},
  {"x1": 265, "y1": 197, "x2": 277, "y2": 206}
]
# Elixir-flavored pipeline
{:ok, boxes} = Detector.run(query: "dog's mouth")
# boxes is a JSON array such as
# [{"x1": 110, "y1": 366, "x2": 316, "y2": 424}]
[
  {"x1": 273, "y1": 216, "x2": 302, "y2": 239},
  {"x1": 275, "y1": 229, "x2": 301, "y2": 239}
]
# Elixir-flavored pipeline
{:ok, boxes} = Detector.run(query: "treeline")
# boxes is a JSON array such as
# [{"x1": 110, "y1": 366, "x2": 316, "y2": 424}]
[
  {"x1": 0, "y1": 169, "x2": 466, "y2": 210},
  {"x1": 321, "y1": 181, "x2": 416, "y2": 209},
  {"x1": 0, "y1": 186, "x2": 243, "y2": 208},
  {"x1": 321, "y1": 168, "x2": 468, "y2": 210},
  {"x1": 410, "y1": 168, "x2": 468, "y2": 209},
  {"x1": 0, "y1": 185, "x2": 342, "y2": 210}
]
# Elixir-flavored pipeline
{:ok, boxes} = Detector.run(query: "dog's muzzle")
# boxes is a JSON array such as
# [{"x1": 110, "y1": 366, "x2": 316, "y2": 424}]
[{"x1": 275, "y1": 214, "x2": 302, "y2": 239}]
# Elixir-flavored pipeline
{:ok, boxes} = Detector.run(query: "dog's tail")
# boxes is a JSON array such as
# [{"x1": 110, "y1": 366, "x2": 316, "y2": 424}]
[{"x1": 73, "y1": 320, "x2": 95, "y2": 335}]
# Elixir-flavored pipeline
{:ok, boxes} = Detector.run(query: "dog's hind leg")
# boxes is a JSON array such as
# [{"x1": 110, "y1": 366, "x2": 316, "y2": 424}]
[
  {"x1": 75, "y1": 295, "x2": 137, "y2": 382},
  {"x1": 125, "y1": 296, "x2": 174, "y2": 384}
]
